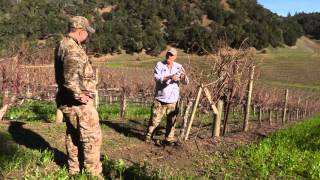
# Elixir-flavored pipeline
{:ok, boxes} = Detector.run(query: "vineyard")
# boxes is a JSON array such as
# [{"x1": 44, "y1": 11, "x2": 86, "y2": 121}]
[{"x1": 1, "y1": 41, "x2": 320, "y2": 179}]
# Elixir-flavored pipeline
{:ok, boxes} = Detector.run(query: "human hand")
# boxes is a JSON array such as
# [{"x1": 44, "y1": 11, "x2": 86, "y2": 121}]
[
  {"x1": 171, "y1": 74, "x2": 179, "y2": 81},
  {"x1": 80, "y1": 95, "x2": 90, "y2": 104}
]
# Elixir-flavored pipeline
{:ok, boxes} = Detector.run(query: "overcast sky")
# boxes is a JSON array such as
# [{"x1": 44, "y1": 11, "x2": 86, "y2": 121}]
[{"x1": 257, "y1": 0, "x2": 320, "y2": 16}]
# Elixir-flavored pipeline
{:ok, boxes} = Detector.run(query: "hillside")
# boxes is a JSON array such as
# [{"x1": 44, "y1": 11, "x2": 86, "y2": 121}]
[
  {"x1": 0, "y1": 0, "x2": 304, "y2": 56},
  {"x1": 91, "y1": 36, "x2": 320, "y2": 92},
  {"x1": 295, "y1": 36, "x2": 320, "y2": 53},
  {"x1": 258, "y1": 37, "x2": 320, "y2": 90}
]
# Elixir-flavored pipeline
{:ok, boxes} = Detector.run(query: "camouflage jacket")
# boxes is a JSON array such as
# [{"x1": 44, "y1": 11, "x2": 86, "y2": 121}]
[{"x1": 54, "y1": 36, "x2": 96, "y2": 107}]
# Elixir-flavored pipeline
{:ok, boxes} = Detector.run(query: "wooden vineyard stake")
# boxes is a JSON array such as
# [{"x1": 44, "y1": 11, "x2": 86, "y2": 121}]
[
  {"x1": 282, "y1": 89, "x2": 289, "y2": 123},
  {"x1": 0, "y1": 104, "x2": 9, "y2": 121},
  {"x1": 243, "y1": 66, "x2": 255, "y2": 132},
  {"x1": 120, "y1": 88, "x2": 127, "y2": 118},
  {"x1": 258, "y1": 107, "x2": 262, "y2": 126},
  {"x1": 179, "y1": 101, "x2": 193, "y2": 141},
  {"x1": 268, "y1": 109, "x2": 272, "y2": 125},
  {"x1": 203, "y1": 87, "x2": 223, "y2": 137},
  {"x1": 184, "y1": 85, "x2": 203, "y2": 141},
  {"x1": 213, "y1": 100, "x2": 224, "y2": 137},
  {"x1": 184, "y1": 84, "x2": 226, "y2": 140},
  {"x1": 252, "y1": 105, "x2": 256, "y2": 118},
  {"x1": 203, "y1": 87, "x2": 219, "y2": 114}
]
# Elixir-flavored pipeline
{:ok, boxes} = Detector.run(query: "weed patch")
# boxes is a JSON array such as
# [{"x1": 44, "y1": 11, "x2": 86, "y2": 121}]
[
  {"x1": 6, "y1": 100, "x2": 56, "y2": 122},
  {"x1": 209, "y1": 115, "x2": 320, "y2": 179}
]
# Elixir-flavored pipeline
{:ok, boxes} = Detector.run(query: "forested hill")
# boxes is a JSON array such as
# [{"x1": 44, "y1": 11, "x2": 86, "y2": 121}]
[
  {"x1": 0, "y1": 0, "x2": 316, "y2": 56},
  {"x1": 294, "y1": 13, "x2": 320, "y2": 40}
]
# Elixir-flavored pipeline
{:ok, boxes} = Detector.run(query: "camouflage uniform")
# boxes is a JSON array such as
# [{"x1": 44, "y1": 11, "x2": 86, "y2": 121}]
[
  {"x1": 54, "y1": 16, "x2": 102, "y2": 177},
  {"x1": 146, "y1": 100, "x2": 179, "y2": 142}
]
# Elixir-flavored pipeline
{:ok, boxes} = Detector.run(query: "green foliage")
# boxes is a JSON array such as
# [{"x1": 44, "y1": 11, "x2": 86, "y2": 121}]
[
  {"x1": 282, "y1": 18, "x2": 304, "y2": 46},
  {"x1": 102, "y1": 154, "x2": 196, "y2": 179},
  {"x1": 0, "y1": 0, "x2": 307, "y2": 56},
  {"x1": 209, "y1": 115, "x2": 320, "y2": 179},
  {"x1": 0, "y1": 0, "x2": 67, "y2": 43},
  {"x1": 294, "y1": 13, "x2": 320, "y2": 39},
  {"x1": 6, "y1": 100, "x2": 56, "y2": 122},
  {"x1": 39, "y1": 149, "x2": 54, "y2": 166},
  {"x1": 0, "y1": 132, "x2": 43, "y2": 175},
  {"x1": 97, "y1": 103, "x2": 150, "y2": 120},
  {"x1": 102, "y1": 155, "x2": 126, "y2": 179}
]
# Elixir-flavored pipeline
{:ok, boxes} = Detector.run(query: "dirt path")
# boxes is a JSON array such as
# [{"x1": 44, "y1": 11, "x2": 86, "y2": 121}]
[{"x1": 102, "y1": 119, "x2": 301, "y2": 174}]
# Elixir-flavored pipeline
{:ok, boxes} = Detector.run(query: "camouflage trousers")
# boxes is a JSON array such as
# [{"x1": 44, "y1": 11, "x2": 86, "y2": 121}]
[
  {"x1": 61, "y1": 100, "x2": 102, "y2": 177},
  {"x1": 146, "y1": 99, "x2": 179, "y2": 142}
]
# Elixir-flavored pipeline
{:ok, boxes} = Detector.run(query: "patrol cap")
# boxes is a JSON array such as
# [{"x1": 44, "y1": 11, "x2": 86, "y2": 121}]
[
  {"x1": 167, "y1": 48, "x2": 177, "y2": 56},
  {"x1": 69, "y1": 16, "x2": 95, "y2": 33}
]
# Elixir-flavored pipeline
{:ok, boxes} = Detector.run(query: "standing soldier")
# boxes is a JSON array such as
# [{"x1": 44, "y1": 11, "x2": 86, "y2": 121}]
[
  {"x1": 54, "y1": 16, "x2": 102, "y2": 178},
  {"x1": 145, "y1": 48, "x2": 189, "y2": 145}
]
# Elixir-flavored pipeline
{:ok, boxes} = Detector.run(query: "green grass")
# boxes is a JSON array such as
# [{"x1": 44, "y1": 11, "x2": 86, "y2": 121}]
[
  {"x1": 257, "y1": 37, "x2": 320, "y2": 89},
  {"x1": 0, "y1": 128, "x2": 195, "y2": 179},
  {"x1": 0, "y1": 131, "x2": 50, "y2": 178},
  {"x1": 6, "y1": 100, "x2": 56, "y2": 122},
  {"x1": 208, "y1": 115, "x2": 320, "y2": 179},
  {"x1": 97, "y1": 102, "x2": 151, "y2": 120},
  {"x1": 3, "y1": 101, "x2": 320, "y2": 179},
  {"x1": 5, "y1": 100, "x2": 151, "y2": 122}
]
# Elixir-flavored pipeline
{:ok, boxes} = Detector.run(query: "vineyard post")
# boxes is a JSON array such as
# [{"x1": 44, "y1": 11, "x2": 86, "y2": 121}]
[
  {"x1": 258, "y1": 106, "x2": 262, "y2": 126},
  {"x1": 120, "y1": 88, "x2": 127, "y2": 118},
  {"x1": 0, "y1": 91, "x2": 10, "y2": 120},
  {"x1": 179, "y1": 101, "x2": 193, "y2": 141},
  {"x1": 213, "y1": 100, "x2": 224, "y2": 137},
  {"x1": 184, "y1": 85, "x2": 203, "y2": 141},
  {"x1": 243, "y1": 66, "x2": 255, "y2": 132},
  {"x1": 282, "y1": 89, "x2": 289, "y2": 123},
  {"x1": 297, "y1": 97, "x2": 301, "y2": 120},
  {"x1": 268, "y1": 109, "x2": 272, "y2": 125},
  {"x1": 293, "y1": 110, "x2": 296, "y2": 121},
  {"x1": 275, "y1": 109, "x2": 279, "y2": 123},
  {"x1": 109, "y1": 95, "x2": 113, "y2": 104},
  {"x1": 26, "y1": 73, "x2": 31, "y2": 98},
  {"x1": 304, "y1": 101, "x2": 308, "y2": 118},
  {"x1": 203, "y1": 87, "x2": 220, "y2": 137},
  {"x1": 252, "y1": 105, "x2": 256, "y2": 118}
]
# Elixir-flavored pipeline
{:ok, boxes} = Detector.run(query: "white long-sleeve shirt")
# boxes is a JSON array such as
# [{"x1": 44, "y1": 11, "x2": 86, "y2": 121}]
[{"x1": 154, "y1": 60, "x2": 189, "y2": 103}]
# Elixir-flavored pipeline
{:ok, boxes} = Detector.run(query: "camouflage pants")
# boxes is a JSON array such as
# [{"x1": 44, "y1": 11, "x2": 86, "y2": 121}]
[
  {"x1": 61, "y1": 100, "x2": 102, "y2": 177},
  {"x1": 146, "y1": 99, "x2": 179, "y2": 142}
]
